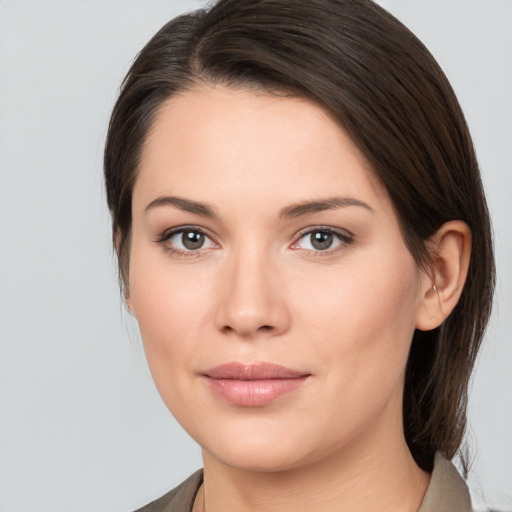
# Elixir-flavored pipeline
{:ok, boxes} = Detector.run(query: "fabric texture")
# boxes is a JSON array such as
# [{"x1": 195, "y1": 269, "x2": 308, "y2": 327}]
[
  {"x1": 418, "y1": 453, "x2": 472, "y2": 512},
  {"x1": 134, "y1": 470, "x2": 203, "y2": 512},
  {"x1": 134, "y1": 453, "x2": 471, "y2": 512}
]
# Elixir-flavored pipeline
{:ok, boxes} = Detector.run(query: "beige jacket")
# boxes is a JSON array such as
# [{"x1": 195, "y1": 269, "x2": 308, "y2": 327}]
[{"x1": 135, "y1": 453, "x2": 471, "y2": 512}]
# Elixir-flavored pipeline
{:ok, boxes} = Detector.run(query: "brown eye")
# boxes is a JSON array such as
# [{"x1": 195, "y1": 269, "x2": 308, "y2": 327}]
[
  {"x1": 158, "y1": 227, "x2": 216, "y2": 254},
  {"x1": 310, "y1": 231, "x2": 334, "y2": 250},
  {"x1": 182, "y1": 230, "x2": 205, "y2": 250},
  {"x1": 292, "y1": 227, "x2": 352, "y2": 253}
]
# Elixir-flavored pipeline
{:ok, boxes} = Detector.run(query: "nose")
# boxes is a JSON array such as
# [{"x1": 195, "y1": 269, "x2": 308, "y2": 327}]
[{"x1": 214, "y1": 247, "x2": 291, "y2": 339}]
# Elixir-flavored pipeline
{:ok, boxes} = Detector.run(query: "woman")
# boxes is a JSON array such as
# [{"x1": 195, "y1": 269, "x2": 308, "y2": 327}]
[{"x1": 104, "y1": 0, "x2": 495, "y2": 510}]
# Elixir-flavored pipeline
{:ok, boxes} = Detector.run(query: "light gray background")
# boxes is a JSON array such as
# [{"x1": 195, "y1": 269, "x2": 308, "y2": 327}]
[{"x1": 0, "y1": 1, "x2": 510, "y2": 511}]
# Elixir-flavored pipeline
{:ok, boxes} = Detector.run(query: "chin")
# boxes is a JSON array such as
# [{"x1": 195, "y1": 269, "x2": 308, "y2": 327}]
[
  {"x1": 195, "y1": 419, "x2": 337, "y2": 474},
  {"x1": 206, "y1": 441, "x2": 311, "y2": 473}
]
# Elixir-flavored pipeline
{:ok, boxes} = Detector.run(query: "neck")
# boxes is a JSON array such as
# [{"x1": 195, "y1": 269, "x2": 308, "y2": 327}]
[{"x1": 200, "y1": 421, "x2": 429, "y2": 512}]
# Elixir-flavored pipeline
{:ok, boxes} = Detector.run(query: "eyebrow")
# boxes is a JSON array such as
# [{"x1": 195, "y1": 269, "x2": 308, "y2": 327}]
[
  {"x1": 144, "y1": 195, "x2": 374, "y2": 219},
  {"x1": 279, "y1": 196, "x2": 375, "y2": 218},
  {"x1": 144, "y1": 196, "x2": 217, "y2": 217}
]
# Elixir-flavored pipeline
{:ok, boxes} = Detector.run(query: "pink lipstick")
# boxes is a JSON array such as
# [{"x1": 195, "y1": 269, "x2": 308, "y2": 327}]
[{"x1": 202, "y1": 362, "x2": 310, "y2": 407}]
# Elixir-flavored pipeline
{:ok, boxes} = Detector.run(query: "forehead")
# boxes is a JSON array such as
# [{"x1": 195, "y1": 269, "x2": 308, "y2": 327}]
[{"x1": 135, "y1": 85, "x2": 387, "y2": 211}]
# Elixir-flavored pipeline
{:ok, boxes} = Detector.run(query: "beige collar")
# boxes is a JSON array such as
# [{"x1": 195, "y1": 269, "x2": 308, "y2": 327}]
[{"x1": 418, "y1": 453, "x2": 472, "y2": 512}]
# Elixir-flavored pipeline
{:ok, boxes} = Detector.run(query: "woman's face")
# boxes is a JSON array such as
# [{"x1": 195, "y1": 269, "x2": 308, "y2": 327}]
[{"x1": 128, "y1": 86, "x2": 430, "y2": 472}]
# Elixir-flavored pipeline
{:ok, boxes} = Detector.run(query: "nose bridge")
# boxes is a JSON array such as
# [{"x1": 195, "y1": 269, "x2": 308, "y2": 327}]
[{"x1": 215, "y1": 240, "x2": 290, "y2": 337}]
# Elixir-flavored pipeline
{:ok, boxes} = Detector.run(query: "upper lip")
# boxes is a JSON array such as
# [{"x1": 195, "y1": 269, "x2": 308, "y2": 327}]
[{"x1": 204, "y1": 362, "x2": 309, "y2": 380}]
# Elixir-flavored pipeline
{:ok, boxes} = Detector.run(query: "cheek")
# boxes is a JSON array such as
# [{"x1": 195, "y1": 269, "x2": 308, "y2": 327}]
[
  {"x1": 127, "y1": 244, "x2": 215, "y2": 385},
  {"x1": 291, "y1": 247, "x2": 421, "y2": 385}
]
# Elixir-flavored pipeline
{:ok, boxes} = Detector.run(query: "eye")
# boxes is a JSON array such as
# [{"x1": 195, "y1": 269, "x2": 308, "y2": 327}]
[
  {"x1": 157, "y1": 227, "x2": 217, "y2": 254},
  {"x1": 292, "y1": 227, "x2": 352, "y2": 252}
]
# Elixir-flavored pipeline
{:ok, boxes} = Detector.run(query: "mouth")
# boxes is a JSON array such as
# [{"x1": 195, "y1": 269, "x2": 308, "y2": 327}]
[{"x1": 202, "y1": 362, "x2": 311, "y2": 407}]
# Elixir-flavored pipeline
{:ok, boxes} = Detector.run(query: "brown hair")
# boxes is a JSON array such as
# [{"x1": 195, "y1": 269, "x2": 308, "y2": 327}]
[{"x1": 104, "y1": 0, "x2": 495, "y2": 471}]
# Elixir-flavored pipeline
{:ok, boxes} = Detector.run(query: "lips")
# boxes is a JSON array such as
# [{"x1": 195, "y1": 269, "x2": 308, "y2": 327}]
[{"x1": 202, "y1": 362, "x2": 310, "y2": 407}]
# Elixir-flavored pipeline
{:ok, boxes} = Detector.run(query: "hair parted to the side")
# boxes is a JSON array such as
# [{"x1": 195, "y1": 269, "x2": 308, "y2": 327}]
[{"x1": 104, "y1": 0, "x2": 495, "y2": 471}]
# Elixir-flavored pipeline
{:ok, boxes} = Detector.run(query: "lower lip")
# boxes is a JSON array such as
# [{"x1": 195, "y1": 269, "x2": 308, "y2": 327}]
[{"x1": 204, "y1": 376, "x2": 309, "y2": 407}]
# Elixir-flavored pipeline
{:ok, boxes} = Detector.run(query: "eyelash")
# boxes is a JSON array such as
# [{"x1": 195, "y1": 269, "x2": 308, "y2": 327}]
[
  {"x1": 154, "y1": 225, "x2": 354, "y2": 257},
  {"x1": 155, "y1": 225, "x2": 217, "y2": 258},
  {"x1": 292, "y1": 226, "x2": 354, "y2": 255}
]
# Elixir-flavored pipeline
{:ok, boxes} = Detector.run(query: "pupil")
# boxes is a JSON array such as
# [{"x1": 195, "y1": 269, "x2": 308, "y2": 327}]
[
  {"x1": 311, "y1": 231, "x2": 333, "y2": 250},
  {"x1": 182, "y1": 231, "x2": 204, "y2": 250}
]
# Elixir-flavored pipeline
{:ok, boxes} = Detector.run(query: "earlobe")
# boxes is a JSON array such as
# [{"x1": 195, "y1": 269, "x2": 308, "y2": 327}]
[{"x1": 415, "y1": 220, "x2": 471, "y2": 331}]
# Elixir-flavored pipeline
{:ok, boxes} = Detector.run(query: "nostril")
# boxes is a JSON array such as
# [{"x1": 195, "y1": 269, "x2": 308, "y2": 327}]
[{"x1": 220, "y1": 324, "x2": 274, "y2": 335}]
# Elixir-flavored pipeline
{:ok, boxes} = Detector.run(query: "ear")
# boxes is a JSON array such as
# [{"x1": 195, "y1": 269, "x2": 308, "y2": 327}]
[{"x1": 415, "y1": 220, "x2": 471, "y2": 331}]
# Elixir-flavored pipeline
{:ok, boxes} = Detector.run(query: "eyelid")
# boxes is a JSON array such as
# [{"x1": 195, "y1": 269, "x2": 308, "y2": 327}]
[
  {"x1": 290, "y1": 225, "x2": 354, "y2": 252},
  {"x1": 153, "y1": 224, "x2": 353, "y2": 256},
  {"x1": 154, "y1": 225, "x2": 219, "y2": 255}
]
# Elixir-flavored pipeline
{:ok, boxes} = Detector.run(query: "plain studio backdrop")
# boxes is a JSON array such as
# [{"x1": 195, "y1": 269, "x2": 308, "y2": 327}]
[{"x1": 0, "y1": 1, "x2": 510, "y2": 511}]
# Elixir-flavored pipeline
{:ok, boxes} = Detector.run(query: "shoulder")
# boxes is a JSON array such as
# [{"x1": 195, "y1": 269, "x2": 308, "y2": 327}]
[
  {"x1": 418, "y1": 453, "x2": 472, "y2": 512},
  {"x1": 134, "y1": 470, "x2": 203, "y2": 512}
]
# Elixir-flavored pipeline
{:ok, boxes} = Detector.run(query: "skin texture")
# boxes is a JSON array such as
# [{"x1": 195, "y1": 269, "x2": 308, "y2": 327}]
[{"x1": 127, "y1": 85, "x2": 471, "y2": 512}]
